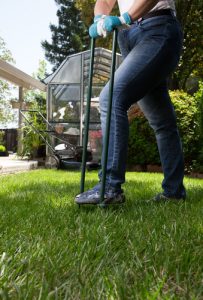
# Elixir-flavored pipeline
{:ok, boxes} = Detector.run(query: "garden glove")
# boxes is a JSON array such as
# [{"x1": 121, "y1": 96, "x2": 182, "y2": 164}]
[
  {"x1": 89, "y1": 15, "x2": 107, "y2": 38},
  {"x1": 89, "y1": 12, "x2": 132, "y2": 39},
  {"x1": 103, "y1": 12, "x2": 132, "y2": 32}
]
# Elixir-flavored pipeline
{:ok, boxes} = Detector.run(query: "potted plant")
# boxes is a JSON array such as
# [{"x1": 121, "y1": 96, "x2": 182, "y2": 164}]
[{"x1": 0, "y1": 145, "x2": 9, "y2": 156}]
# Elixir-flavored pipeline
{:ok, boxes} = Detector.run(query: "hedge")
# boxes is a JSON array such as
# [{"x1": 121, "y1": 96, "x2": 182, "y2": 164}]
[{"x1": 127, "y1": 83, "x2": 203, "y2": 172}]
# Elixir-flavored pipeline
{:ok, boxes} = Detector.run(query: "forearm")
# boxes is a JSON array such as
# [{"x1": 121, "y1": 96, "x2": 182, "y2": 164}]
[
  {"x1": 128, "y1": 0, "x2": 159, "y2": 21},
  {"x1": 94, "y1": 0, "x2": 116, "y2": 16},
  {"x1": 90, "y1": 0, "x2": 160, "y2": 38}
]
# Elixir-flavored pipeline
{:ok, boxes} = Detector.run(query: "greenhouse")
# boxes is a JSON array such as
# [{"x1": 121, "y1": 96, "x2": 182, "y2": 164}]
[{"x1": 45, "y1": 48, "x2": 122, "y2": 161}]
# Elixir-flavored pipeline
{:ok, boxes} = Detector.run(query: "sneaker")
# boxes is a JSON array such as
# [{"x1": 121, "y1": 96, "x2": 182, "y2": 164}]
[
  {"x1": 152, "y1": 193, "x2": 186, "y2": 202},
  {"x1": 75, "y1": 185, "x2": 125, "y2": 205}
]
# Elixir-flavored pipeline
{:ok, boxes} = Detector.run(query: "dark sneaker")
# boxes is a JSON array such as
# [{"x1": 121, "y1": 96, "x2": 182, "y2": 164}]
[
  {"x1": 75, "y1": 185, "x2": 125, "y2": 205},
  {"x1": 152, "y1": 193, "x2": 186, "y2": 202}
]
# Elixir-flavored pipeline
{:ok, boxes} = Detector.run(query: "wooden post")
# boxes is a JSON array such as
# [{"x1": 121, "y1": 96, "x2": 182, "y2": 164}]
[{"x1": 17, "y1": 86, "x2": 24, "y2": 154}]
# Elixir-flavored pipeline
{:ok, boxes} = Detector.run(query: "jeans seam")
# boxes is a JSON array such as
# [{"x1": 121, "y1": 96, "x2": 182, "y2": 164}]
[{"x1": 108, "y1": 103, "x2": 118, "y2": 187}]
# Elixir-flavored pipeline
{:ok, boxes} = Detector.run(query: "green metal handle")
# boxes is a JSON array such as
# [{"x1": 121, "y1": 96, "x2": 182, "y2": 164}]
[
  {"x1": 99, "y1": 29, "x2": 118, "y2": 203},
  {"x1": 80, "y1": 38, "x2": 95, "y2": 193},
  {"x1": 80, "y1": 29, "x2": 118, "y2": 202}
]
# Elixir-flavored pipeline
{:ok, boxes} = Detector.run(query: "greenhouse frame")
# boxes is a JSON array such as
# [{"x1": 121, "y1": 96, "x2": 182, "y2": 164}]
[{"x1": 45, "y1": 48, "x2": 122, "y2": 161}]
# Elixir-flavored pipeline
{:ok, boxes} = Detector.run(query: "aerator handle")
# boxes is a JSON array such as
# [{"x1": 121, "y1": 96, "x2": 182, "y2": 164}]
[{"x1": 80, "y1": 29, "x2": 118, "y2": 201}]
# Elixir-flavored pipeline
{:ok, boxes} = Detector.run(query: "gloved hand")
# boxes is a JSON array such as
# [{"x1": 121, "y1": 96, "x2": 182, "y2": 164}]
[
  {"x1": 89, "y1": 15, "x2": 107, "y2": 38},
  {"x1": 104, "y1": 12, "x2": 132, "y2": 32},
  {"x1": 89, "y1": 12, "x2": 132, "y2": 39}
]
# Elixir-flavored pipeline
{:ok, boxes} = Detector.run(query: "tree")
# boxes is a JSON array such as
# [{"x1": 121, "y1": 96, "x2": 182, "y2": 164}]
[
  {"x1": 24, "y1": 60, "x2": 47, "y2": 107},
  {"x1": 42, "y1": 0, "x2": 88, "y2": 70},
  {"x1": 76, "y1": 0, "x2": 119, "y2": 49},
  {"x1": 171, "y1": 0, "x2": 203, "y2": 90},
  {"x1": 21, "y1": 60, "x2": 47, "y2": 158},
  {"x1": 0, "y1": 37, "x2": 16, "y2": 125}
]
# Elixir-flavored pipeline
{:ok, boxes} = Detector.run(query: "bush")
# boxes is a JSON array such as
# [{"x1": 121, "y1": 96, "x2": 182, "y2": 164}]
[
  {"x1": 0, "y1": 145, "x2": 6, "y2": 152},
  {"x1": 127, "y1": 87, "x2": 202, "y2": 172},
  {"x1": 21, "y1": 101, "x2": 47, "y2": 159},
  {"x1": 170, "y1": 90, "x2": 199, "y2": 169},
  {"x1": 0, "y1": 131, "x2": 5, "y2": 145},
  {"x1": 193, "y1": 81, "x2": 203, "y2": 172},
  {"x1": 127, "y1": 115, "x2": 160, "y2": 167}
]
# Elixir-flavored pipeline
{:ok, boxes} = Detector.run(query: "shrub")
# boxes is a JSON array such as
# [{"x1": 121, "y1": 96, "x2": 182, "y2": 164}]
[
  {"x1": 127, "y1": 115, "x2": 160, "y2": 167},
  {"x1": 170, "y1": 90, "x2": 199, "y2": 168},
  {"x1": 21, "y1": 101, "x2": 47, "y2": 159},
  {"x1": 127, "y1": 88, "x2": 202, "y2": 171},
  {"x1": 193, "y1": 81, "x2": 203, "y2": 172},
  {"x1": 0, "y1": 145, "x2": 6, "y2": 152},
  {"x1": 0, "y1": 131, "x2": 5, "y2": 145}
]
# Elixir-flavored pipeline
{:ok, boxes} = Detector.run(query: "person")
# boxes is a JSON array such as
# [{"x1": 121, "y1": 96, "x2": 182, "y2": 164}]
[{"x1": 75, "y1": 0, "x2": 186, "y2": 205}]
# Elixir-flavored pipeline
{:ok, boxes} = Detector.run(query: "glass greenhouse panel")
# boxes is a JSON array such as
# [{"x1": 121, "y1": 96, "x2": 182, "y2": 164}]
[
  {"x1": 83, "y1": 101, "x2": 100, "y2": 123},
  {"x1": 50, "y1": 84, "x2": 80, "y2": 102},
  {"x1": 52, "y1": 101, "x2": 80, "y2": 123},
  {"x1": 50, "y1": 84, "x2": 81, "y2": 122},
  {"x1": 88, "y1": 129, "x2": 102, "y2": 161},
  {"x1": 50, "y1": 123, "x2": 80, "y2": 147},
  {"x1": 51, "y1": 55, "x2": 81, "y2": 84}
]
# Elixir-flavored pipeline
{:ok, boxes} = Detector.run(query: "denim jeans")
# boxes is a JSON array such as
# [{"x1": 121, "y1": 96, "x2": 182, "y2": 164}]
[{"x1": 99, "y1": 15, "x2": 186, "y2": 198}]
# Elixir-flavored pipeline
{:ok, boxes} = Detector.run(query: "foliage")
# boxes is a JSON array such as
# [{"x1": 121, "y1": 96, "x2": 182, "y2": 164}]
[
  {"x1": 128, "y1": 89, "x2": 202, "y2": 171},
  {"x1": 0, "y1": 130, "x2": 5, "y2": 145},
  {"x1": 21, "y1": 61, "x2": 47, "y2": 158},
  {"x1": 0, "y1": 37, "x2": 14, "y2": 63},
  {"x1": 0, "y1": 170, "x2": 202, "y2": 298},
  {"x1": 193, "y1": 81, "x2": 203, "y2": 171},
  {"x1": 24, "y1": 60, "x2": 47, "y2": 105},
  {"x1": 42, "y1": 0, "x2": 89, "y2": 70},
  {"x1": 170, "y1": 90, "x2": 199, "y2": 168},
  {"x1": 0, "y1": 37, "x2": 16, "y2": 124},
  {"x1": 128, "y1": 116, "x2": 160, "y2": 167},
  {"x1": 76, "y1": 0, "x2": 119, "y2": 49},
  {"x1": 21, "y1": 107, "x2": 46, "y2": 158},
  {"x1": 0, "y1": 145, "x2": 6, "y2": 152},
  {"x1": 173, "y1": 0, "x2": 203, "y2": 90}
]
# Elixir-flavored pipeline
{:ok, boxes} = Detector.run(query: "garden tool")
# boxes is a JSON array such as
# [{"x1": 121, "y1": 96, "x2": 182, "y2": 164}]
[{"x1": 80, "y1": 29, "x2": 118, "y2": 206}]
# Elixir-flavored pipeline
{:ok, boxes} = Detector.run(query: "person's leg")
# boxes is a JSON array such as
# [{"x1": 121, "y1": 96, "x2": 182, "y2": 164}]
[
  {"x1": 138, "y1": 81, "x2": 186, "y2": 199},
  {"x1": 99, "y1": 16, "x2": 183, "y2": 191}
]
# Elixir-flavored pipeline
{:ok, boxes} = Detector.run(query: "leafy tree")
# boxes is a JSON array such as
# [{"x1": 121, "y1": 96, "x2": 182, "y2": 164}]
[
  {"x1": 22, "y1": 60, "x2": 47, "y2": 158},
  {"x1": 42, "y1": 0, "x2": 88, "y2": 70},
  {"x1": 0, "y1": 37, "x2": 16, "y2": 125},
  {"x1": 0, "y1": 37, "x2": 14, "y2": 63},
  {"x1": 24, "y1": 60, "x2": 47, "y2": 107},
  {"x1": 172, "y1": 0, "x2": 203, "y2": 90},
  {"x1": 76, "y1": 0, "x2": 119, "y2": 49}
]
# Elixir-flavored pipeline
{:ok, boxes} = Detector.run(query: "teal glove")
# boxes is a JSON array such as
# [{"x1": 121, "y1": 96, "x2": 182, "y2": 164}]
[
  {"x1": 104, "y1": 12, "x2": 132, "y2": 32},
  {"x1": 89, "y1": 12, "x2": 132, "y2": 39},
  {"x1": 89, "y1": 23, "x2": 99, "y2": 38},
  {"x1": 89, "y1": 15, "x2": 107, "y2": 38},
  {"x1": 94, "y1": 15, "x2": 103, "y2": 22}
]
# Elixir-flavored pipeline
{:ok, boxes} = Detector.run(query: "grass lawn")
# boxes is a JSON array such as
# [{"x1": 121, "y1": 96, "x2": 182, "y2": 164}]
[{"x1": 0, "y1": 169, "x2": 202, "y2": 299}]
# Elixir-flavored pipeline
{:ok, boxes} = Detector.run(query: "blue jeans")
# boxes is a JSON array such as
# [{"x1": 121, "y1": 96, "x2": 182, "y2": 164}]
[{"x1": 99, "y1": 15, "x2": 186, "y2": 198}]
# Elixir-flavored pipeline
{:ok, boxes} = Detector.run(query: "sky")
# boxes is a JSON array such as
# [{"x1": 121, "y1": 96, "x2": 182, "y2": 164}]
[{"x1": 0, "y1": 0, "x2": 58, "y2": 76}]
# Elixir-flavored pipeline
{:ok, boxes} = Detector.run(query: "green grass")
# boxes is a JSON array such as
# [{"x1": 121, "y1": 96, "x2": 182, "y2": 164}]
[{"x1": 0, "y1": 170, "x2": 202, "y2": 300}]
